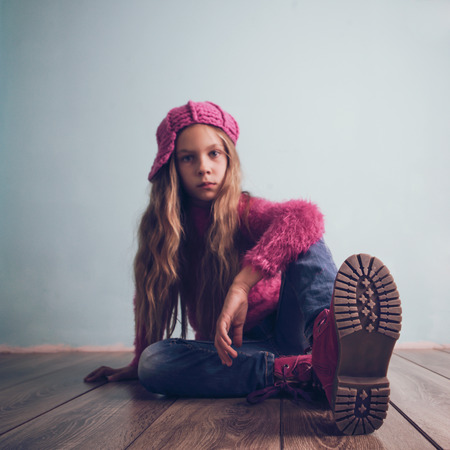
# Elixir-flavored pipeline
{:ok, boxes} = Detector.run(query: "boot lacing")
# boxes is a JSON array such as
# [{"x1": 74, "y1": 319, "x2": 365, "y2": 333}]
[{"x1": 247, "y1": 362, "x2": 314, "y2": 404}]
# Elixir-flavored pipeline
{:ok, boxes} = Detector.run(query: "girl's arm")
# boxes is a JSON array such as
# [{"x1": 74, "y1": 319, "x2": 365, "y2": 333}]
[
  {"x1": 214, "y1": 195, "x2": 325, "y2": 366},
  {"x1": 214, "y1": 265, "x2": 262, "y2": 366},
  {"x1": 239, "y1": 196, "x2": 325, "y2": 278}
]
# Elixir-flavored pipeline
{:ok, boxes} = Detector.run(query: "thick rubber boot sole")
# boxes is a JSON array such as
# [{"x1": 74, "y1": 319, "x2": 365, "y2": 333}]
[{"x1": 332, "y1": 254, "x2": 401, "y2": 435}]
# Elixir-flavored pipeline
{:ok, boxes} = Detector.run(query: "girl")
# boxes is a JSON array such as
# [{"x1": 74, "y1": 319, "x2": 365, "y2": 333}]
[{"x1": 85, "y1": 101, "x2": 402, "y2": 435}]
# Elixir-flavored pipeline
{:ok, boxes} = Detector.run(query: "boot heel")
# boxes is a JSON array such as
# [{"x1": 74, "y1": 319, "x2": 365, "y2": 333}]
[{"x1": 334, "y1": 380, "x2": 390, "y2": 435}]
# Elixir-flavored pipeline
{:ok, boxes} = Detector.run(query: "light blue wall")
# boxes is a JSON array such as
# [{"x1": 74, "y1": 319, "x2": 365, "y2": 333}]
[{"x1": 1, "y1": 0, "x2": 449, "y2": 348}]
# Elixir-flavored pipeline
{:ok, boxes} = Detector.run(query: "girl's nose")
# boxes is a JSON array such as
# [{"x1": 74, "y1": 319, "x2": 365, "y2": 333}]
[{"x1": 198, "y1": 157, "x2": 211, "y2": 175}]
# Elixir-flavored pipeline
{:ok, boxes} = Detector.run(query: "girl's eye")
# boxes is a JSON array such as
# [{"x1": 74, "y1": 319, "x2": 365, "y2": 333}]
[
  {"x1": 210, "y1": 150, "x2": 221, "y2": 158},
  {"x1": 180, "y1": 155, "x2": 193, "y2": 163}
]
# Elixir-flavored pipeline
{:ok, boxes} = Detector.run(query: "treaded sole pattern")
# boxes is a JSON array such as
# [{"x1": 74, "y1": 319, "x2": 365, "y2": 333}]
[
  {"x1": 334, "y1": 384, "x2": 390, "y2": 435},
  {"x1": 332, "y1": 254, "x2": 401, "y2": 435}
]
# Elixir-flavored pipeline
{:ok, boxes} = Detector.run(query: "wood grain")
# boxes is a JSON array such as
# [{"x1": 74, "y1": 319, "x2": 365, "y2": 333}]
[
  {"x1": 0, "y1": 352, "x2": 444, "y2": 449},
  {"x1": 0, "y1": 353, "x2": 57, "y2": 369},
  {"x1": 0, "y1": 381, "x2": 175, "y2": 450},
  {"x1": 129, "y1": 397, "x2": 280, "y2": 450},
  {"x1": 0, "y1": 352, "x2": 98, "y2": 391},
  {"x1": 388, "y1": 354, "x2": 450, "y2": 449},
  {"x1": 281, "y1": 396, "x2": 435, "y2": 449},
  {"x1": 0, "y1": 352, "x2": 132, "y2": 435},
  {"x1": 394, "y1": 349, "x2": 450, "y2": 379}
]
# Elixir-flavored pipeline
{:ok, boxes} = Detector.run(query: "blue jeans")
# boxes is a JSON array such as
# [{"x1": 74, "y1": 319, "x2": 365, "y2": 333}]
[{"x1": 138, "y1": 238, "x2": 337, "y2": 397}]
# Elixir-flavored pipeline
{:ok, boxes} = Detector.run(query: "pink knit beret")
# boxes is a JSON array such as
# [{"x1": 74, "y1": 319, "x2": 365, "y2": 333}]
[{"x1": 148, "y1": 100, "x2": 239, "y2": 182}]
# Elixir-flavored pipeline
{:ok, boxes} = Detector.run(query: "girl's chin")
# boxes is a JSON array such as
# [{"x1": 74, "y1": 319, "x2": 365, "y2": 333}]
[{"x1": 188, "y1": 192, "x2": 218, "y2": 205}]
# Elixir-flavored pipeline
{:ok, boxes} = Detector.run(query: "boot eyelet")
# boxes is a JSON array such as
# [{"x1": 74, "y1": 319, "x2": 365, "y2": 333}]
[{"x1": 283, "y1": 364, "x2": 289, "y2": 368}]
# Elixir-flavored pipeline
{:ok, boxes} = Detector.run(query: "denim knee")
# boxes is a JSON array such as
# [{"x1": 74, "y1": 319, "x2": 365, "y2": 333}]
[{"x1": 138, "y1": 339, "x2": 177, "y2": 394}]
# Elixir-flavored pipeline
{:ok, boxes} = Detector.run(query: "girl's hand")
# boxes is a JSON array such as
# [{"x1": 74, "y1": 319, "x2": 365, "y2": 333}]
[
  {"x1": 215, "y1": 265, "x2": 262, "y2": 367},
  {"x1": 215, "y1": 284, "x2": 249, "y2": 366},
  {"x1": 84, "y1": 364, "x2": 138, "y2": 383}
]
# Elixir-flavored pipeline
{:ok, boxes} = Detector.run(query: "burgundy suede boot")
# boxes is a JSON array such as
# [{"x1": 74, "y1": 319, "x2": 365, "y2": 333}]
[
  {"x1": 312, "y1": 254, "x2": 401, "y2": 435},
  {"x1": 247, "y1": 354, "x2": 314, "y2": 403}
]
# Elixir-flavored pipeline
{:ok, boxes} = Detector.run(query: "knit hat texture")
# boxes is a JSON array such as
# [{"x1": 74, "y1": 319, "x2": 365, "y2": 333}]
[{"x1": 148, "y1": 100, "x2": 239, "y2": 182}]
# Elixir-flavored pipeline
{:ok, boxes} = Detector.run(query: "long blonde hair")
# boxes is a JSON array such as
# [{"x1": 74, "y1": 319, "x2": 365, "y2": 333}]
[{"x1": 133, "y1": 127, "x2": 244, "y2": 346}]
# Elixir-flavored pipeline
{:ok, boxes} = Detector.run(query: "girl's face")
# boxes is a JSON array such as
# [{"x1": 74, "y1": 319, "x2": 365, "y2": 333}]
[{"x1": 175, "y1": 124, "x2": 228, "y2": 204}]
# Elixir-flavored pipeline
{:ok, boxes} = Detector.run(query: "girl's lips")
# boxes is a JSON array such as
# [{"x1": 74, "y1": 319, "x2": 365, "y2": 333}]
[{"x1": 198, "y1": 182, "x2": 215, "y2": 188}]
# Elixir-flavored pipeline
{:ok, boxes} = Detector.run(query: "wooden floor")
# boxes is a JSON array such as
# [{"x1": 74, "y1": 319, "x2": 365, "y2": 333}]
[{"x1": 0, "y1": 348, "x2": 449, "y2": 449}]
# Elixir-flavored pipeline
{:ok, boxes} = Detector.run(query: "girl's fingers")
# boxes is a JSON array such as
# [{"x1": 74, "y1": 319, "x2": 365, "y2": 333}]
[
  {"x1": 218, "y1": 321, "x2": 232, "y2": 345},
  {"x1": 216, "y1": 334, "x2": 231, "y2": 352},
  {"x1": 84, "y1": 366, "x2": 113, "y2": 382},
  {"x1": 84, "y1": 368, "x2": 102, "y2": 381},
  {"x1": 219, "y1": 350, "x2": 232, "y2": 367},
  {"x1": 219, "y1": 348, "x2": 233, "y2": 366},
  {"x1": 215, "y1": 314, "x2": 241, "y2": 366},
  {"x1": 226, "y1": 345, "x2": 238, "y2": 359},
  {"x1": 215, "y1": 334, "x2": 238, "y2": 366},
  {"x1": 85, "y1": 365, "x2": 138, "y2": 383},
  {"x1": 107, "y1": 371, "x2": 125, "y2": 382},
  {"x1": 86, "y1": 367, "x2": 101, "y2": 378},
  {"x1": 232, "y1": 325, "x2": 244, "y2": 348},
  {"x1": 224, "y1": 334, "x2": 232, "y2": 346},
  {"x1": 221, "y1": 332, "x2": 238, "y2": 359},
  {"x1": 215, "y1": 337, "x2": 228, "y2": 361},
  {"x1": 84, "y1": 372, "x2": 95, "y2": 381}
]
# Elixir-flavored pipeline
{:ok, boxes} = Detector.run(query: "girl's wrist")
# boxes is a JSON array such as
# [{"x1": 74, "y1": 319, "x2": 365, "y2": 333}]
[{"x1": 232, "y1": 265, "x2": 263, "y2": 293}]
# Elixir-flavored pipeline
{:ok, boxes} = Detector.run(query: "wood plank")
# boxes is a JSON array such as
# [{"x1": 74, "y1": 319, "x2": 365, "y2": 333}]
[
  {"x1": 0, "y1": 352, "x2": 100, "y2": 391},
  {"x1": 0, "y1": 353, "x2": 51, "y2": 368},
  {"x1": 388, "y1": 354, "x2": 450, "y2": 449},
  {"x1": 0, "y1": 381, "x2": 175, "y2": 450},
  {"x1": 281, "y1": 396, "x2": 435, "y2": 449},
  {"x1": 394, "y1": 349, "x2": 450, "y2": 379},
  {"x1": 0, "y1": 353, "x2": 78, "y2": 372},
  {"x1": 0, "y1": 352, "x2": 132, "y2": 435},
  {"x1": 129, "y1": 397, "x2": 280, "y2": 449}
]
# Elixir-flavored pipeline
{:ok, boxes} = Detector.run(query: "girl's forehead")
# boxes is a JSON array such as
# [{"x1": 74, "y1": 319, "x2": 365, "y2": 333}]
[{"x1": 176, "y1": 124, "x2": 224, "y2": 150}]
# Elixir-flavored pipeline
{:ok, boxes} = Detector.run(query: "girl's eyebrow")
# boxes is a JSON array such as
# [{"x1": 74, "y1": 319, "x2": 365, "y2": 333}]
[
  {"x1": 177, "y1": 144, "x2": 224, "y2": 154},
  {"x1": 176, "y1": 149, "x2": 194, "y2": 154}
]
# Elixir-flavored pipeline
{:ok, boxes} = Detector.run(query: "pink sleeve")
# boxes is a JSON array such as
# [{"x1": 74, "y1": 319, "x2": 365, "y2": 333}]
[
  {"x1": 240, "y1": 196, "x2": 325, "y2": 277},
  {"x1": 129, "y1": 292, "x2": 147, "y2": 368}
]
